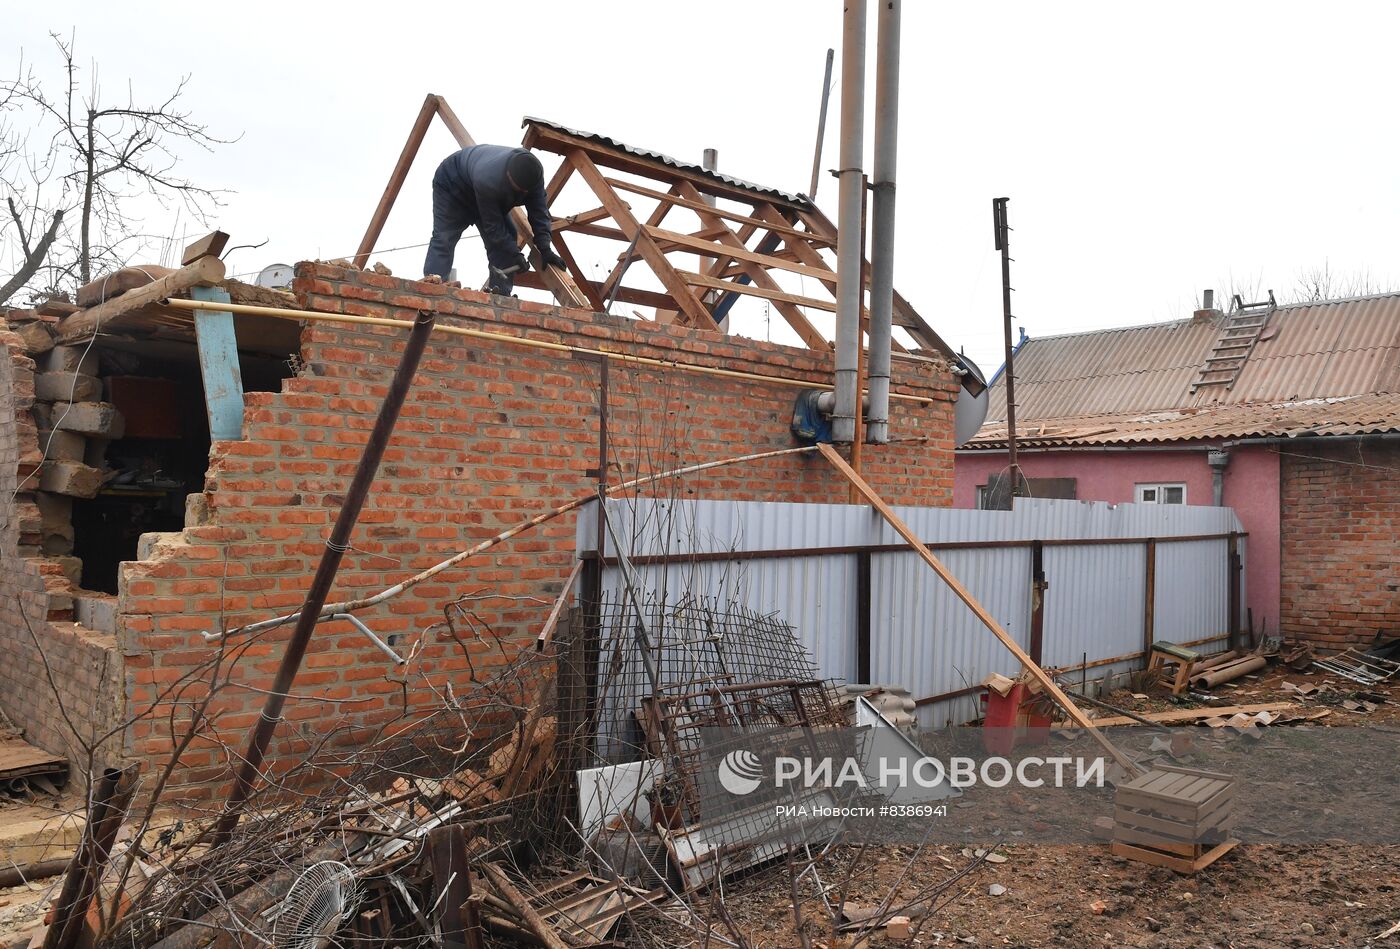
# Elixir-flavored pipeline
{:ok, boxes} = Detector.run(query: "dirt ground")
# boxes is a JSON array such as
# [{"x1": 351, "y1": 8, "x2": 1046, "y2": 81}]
[{"x1": 700, "y1": 663, "x2": 1400, "y2": 949}]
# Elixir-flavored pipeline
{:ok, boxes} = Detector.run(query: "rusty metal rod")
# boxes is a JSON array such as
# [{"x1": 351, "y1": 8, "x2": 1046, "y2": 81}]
[
  {"x1": 212, "y1": 308, "x2": 437, "y2": 845},
  {"x1": 45, "y1": 766, "x2": 137, "y2": 949}
]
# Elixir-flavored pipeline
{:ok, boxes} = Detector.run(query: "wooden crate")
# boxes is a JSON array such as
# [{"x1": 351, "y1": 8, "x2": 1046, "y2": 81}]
[{"x1": 1111, "y1": 764, "x2": 1238, "y2": 873}]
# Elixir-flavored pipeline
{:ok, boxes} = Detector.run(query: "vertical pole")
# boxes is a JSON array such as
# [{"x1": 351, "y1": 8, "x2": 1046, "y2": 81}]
[
  {"x1": 1227, "y1": 532, "x2": 1241, "y2": 651},
  {"x1": 866, "y1": 0, "x2": 901, "y2": 445},
  {"x1": 1028, "y1": 541, "x2": 1046, "y2": 665},
  {"x1": 809, "y1": 48, "x2": 836, "y2": 200},
  {"x1": 1143, "y1": 538, "x2": 1157, "y2": 656},
  {"x1": 189, "y1": 286, "x2": 246, "y2": 442},
  {"x1": 833, "y1": 0, "x2": 868, "y2": 444},
  {"x1": 848, "y1": 174, "x2": 868, "y2": 499},
  {"x1": 213, "y1": 308, "x2": 438, "y2": 845},
  {"x1": 45, "y1": 767, "x2": 137, "y2": 949},
  {"x1": 993, "y1": 197, "x2": 1023, "y2": 498},
  {"x1": 856, "y1": 551, "x2": 872, "y2": 683}
]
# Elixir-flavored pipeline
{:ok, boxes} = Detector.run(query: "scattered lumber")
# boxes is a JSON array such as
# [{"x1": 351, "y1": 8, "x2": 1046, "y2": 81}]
[
  {"x1": 57, "y1": 257, "x2": 225, "y2": 343},
  {"x1": 1055, "y1": 702, "x2": 1293, "y2": 729},
  {"x1": 180, "y1": 231, "x2": 229, "y2": 265}
]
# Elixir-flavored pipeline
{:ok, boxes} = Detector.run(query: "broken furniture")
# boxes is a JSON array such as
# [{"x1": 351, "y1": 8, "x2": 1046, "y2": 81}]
[
  {"x1": 1111, "y1": 764, "x2": 1238, "y2": 874},
  {"x1": 1147, "y1": 642, "x2": 1200, "y2": 696}
]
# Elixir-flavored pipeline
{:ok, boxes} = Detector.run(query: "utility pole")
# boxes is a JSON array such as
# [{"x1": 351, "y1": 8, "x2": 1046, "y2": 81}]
[{"x1": 992, "y1": 197, "x2": 1023, "y2": 503}]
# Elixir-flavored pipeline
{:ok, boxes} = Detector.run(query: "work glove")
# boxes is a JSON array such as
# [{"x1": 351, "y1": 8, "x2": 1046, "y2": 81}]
[
  {"x1": 487, "y1": 269, "x2": 515, "y2": 296},
  {"x1": 536, "y1": 244, "x2": 568, "y2": 271},
  {"x1": 505, "y1": 252, "x2": 530, "y2": 274}
]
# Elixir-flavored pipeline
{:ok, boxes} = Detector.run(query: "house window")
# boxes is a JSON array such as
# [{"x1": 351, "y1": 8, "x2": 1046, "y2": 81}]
[{"x1": 1136, "y1": 483, "x2": 1186, "y2": 505}]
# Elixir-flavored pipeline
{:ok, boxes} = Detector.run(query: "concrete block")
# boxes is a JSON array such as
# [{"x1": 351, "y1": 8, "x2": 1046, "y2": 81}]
[
  {"x1": 37, "y1": 429, "x2": 86, "y2": 462},
  {"x1": 46, "y1": 402, "x2": 123, "y2": 438},
  {"x1": 14, "y1": 321, "x2": 55, "y2": 355},
  {"x1": 41, "y1": 344, "x2": 98, "y2": 375},
  {"x1": 34, "y1": 372, "x2": 102, "y2": 403},
  {"x1": 50, "y1": 556, "x2": 82, "y2": 587},
  {"x1": 0, "y1": 812, "x2": 84, "y2": 866},
  {"x1": 38, "y1": 461, "x2": 102, "y2": 499},
  {"x1": 137, "y1": 531, "x2": 183, "y2": 561},
  {"x1": 36, "y1": 493, "x2": 73, "y2": 538},
  {"x1": 40, "y1": 534, "x2": 74, "y2": 556},
  {"x1": 185, "y1": 492, "x2": 211, "y2": 527},
  {"x1": 74, "y1": 593, "x2": 118, "y2": 634}
]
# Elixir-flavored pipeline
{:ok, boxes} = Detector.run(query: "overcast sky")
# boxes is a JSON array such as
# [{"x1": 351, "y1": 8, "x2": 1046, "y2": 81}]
[{"x1": 6, "y1": 1, "x2": 1400, "y2": 374}]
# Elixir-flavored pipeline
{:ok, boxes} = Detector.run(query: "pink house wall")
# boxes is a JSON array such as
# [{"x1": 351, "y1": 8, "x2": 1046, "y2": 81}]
[{"x1": 953, "y1": 446, "x2": 1281, "y2": 635}]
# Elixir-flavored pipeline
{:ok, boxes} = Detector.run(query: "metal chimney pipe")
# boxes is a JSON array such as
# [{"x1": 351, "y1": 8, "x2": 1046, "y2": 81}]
[
  {"x1": 833, "y1": 0, "x2": 868, "y2": 444},
  {"x1": 866, "y1": 0, "x2": 900, "y2": 444}
]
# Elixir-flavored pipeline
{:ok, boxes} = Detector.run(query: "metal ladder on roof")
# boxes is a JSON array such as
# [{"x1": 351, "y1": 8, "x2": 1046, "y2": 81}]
[{"x1": 1191, "y1": 291, "x2": 1276, "y2": 391}]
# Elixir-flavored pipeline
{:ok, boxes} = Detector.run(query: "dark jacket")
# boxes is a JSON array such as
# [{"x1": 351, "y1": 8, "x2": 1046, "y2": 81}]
[{"x1": 436, "y1": 145, "x2": 552, "y2": 269}]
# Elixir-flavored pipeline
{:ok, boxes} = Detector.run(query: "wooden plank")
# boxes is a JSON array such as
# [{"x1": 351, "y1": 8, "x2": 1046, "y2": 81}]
[
  {"x1": 433, "y1": 97, "x2": 590, "y2": 309},
  {"x1": 677, "y1": 269, "x2": 836, "y2": 312},
  {"x1": 536, "y1": 560, "x2": 584, "y2": 651},
  {"x1": 815, "y1": 442, "x2": 1138, "y2": 772},
  {"x1": 549, "y1": 207, "x2": 613, "y2": 233},
  {"x1": 1111, "y1": 838, "x2": 1237, "y2": 874},
  {"x1": 57, "y1": 256, "x2": 226, "y2": 342},
  {"x1": 354, "y1": 94, "x2": 438, "y2": 269},
  {"x1": 0, "y1": 738, "x2": 66, "y2": 780},
  {"x1": 646, "y1": 226, "x2": 839, "y2": 285},
  {"x1": 512, "y1": 272, "x2": 675, "y2": 310},
  {"x1": 181, "y1": 230, "x2": 230, "y2": 265},
  {"x1": 189, "y1": 286, "x2": 247, "y2": 442},
  {"x1": 599, "y1": 183, "x2": 679, "y2": 307},
  {"x1": 1118, "y1": 785, "x2": 1235, "y2": 821},
  {"x1": 671, "y1": 181, "x2": 828, "y2": 349},
  {"x1": 547, "y1": 232, "x2": 604, "y2": 311},
  {"x1": 605, "y1": 177, "x2": 834, "y2": 247},
  {"x1": 1056, "y1": 702, "x2": 1292, "y2": 729},
  {"x1": 1115, "y1": 802, "x2": 1234, "y2": 840},
  {"x1": 522, "y1": 121, "x2": 809, "y2": 210},
  {"x1": 569, "y1": 149, "x2": 715, "y2": 328}
]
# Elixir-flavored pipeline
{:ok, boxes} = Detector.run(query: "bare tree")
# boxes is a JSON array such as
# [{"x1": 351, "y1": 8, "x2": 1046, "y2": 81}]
[{"x1": 0, "y1": 31, "x2": 232, "y2": 305}]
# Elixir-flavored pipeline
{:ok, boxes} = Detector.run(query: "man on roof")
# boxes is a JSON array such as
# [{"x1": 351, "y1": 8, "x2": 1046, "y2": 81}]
[{"x1": 423, "y1": 145, "x2": 567, "y2": 295}]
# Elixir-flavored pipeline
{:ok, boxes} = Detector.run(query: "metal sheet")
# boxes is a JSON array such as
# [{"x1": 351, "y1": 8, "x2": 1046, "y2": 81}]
[{"x1": 582, "y1": 497, "x2": 1243, "y2": 728}]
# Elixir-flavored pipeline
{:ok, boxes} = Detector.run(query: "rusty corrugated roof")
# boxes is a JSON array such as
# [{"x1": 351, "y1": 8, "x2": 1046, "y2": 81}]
[{"x1": 972, "y1": 292, "x2": 1400, "y2": 447}]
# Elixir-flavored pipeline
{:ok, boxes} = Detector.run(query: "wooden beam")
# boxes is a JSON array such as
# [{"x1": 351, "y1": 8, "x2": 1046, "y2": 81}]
[
  {"x1": 677, "y1": 269, "x2": 835, "y2": 312},
  {"x1": 512, "y1": 271, "x2": 675, "y2": 311},
  {"x1": 569, "y1": 150, "x2": 714, "y2": 328},
  {"x1": 57, "y1": 256, "x2": 226, "y2": 342},
  {"x1": 549, "y1": 206, "x2": 612, "y2": 233},
  {"x1": 189, "y1": 286, "x2": 246, "y2": 441},
  {"x1": 354, "y1": 94, "x2": 438, "y2": 269},
  {"x1": 182, "y1": 230, "x2": 229, "y2": 265},
  {"x1": 605, "y1": 177, "x2": 834, "y2": 248},
  {"x1": 645, "y1": 226, "x2": 838, "y2": 286},
  {"x1": 433, "y1": 96, "x2": 590, "y2": 309},
  {"x1": 549, "y1": 231, "x2": 604, "y2": 311},
  {"x1": 672, "y1": 181, "x2": 827, "y2": 349},
  {"x1": 600, "y1": 183, "x2": 678, "y2": 306},
  {"x1": 523, "y1": 121, "x2": 808, "y2": 210},
  {"x1": 816, "y1": 443, "x2": 1140, "y2": 774}
]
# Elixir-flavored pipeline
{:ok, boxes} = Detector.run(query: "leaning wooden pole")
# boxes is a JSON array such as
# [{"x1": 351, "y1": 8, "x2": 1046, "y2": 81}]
[
  {"x1": 817, "y1": 443, "x2": 1139, "y2": 773},
  {"x1": 211, "y1": 308, "x2": 438, "y2": 845},
  {"x1": 44, "y1": 767, "x2": 138, "y2": 949}
]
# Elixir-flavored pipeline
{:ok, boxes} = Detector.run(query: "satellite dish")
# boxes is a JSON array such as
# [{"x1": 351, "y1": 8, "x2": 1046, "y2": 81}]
[
  {"x1": 255, "y1": 263, "x2": 295, "y2": 289},
  {"x1": 954, "y1": 356, "x2": 990, "y2": 447}
]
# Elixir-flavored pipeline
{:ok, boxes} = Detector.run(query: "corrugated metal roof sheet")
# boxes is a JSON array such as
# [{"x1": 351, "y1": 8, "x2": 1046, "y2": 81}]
[
  {"x1": 523, "y1": 117, "x2": 810, "y2": 206},
  {"x1": 976, "y1": 292, "x2": 1400, "y2": 446},
  {"x1": 969, "y1": 392, "x2": 1400, "y2": 447}
]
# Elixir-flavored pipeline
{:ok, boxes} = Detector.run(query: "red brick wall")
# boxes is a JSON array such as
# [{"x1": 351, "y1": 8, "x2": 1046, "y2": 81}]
[
  {"x1": 111, "y1": 263, "x2": 957, "y2": 794},
  {"x1": 1279, "y1": 441, "x2": 1400, "y2": 647}
]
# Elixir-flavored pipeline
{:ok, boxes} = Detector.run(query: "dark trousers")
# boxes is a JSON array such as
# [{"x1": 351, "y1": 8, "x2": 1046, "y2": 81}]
[{"x1": 424, "y1": 166, "x2": 476, "y2": 281}]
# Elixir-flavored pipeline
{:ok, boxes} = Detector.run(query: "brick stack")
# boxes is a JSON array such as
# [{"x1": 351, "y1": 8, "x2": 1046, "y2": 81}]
[{"x1": 1280, "y1": 442, "x2": 1400, "y2": 647}]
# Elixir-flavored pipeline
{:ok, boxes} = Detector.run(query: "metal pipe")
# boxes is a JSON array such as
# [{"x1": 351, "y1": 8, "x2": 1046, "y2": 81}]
[
  {"x1": 832, "y1": 0, "x2": 868, "y2": 444},
  {"x1": 866, "y1": 0, "x2": 901, "y2": 445},
  {"x1": 1189, "y1": 654, "x2": 1266, "y2": 689},
  {"x1": 211, "y1": 308, "x2": 437, "y2": 845},
  {"x1": 163, "y1": 297, "x2": 935, "y2": 406},
  {"x1": 45, "y1": 767, "x2": 137, "y2": 949},
  {"x1": 809, "y1": 48, "x2": 835, "y2": 199}
]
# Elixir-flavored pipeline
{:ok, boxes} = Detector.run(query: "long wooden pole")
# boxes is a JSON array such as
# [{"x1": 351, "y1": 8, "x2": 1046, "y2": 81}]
[{"x1": 817, "y1": 443, "x2": 1139, "y2": 773}]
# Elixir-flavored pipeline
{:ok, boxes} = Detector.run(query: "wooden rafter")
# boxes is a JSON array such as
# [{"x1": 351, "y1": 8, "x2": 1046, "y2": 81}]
[
  {"x1": 673, "y1": 181, "x2": 827, "y2": 349},
  {"x1": 599, "y1": 181, "x2": 679, "y2": 306},
  {"x1": 604, "y1": 177, "x2": 834, "y2": 248},
  {"x1": 569, "y1": 149, "x2": 715, "y2": 328}
]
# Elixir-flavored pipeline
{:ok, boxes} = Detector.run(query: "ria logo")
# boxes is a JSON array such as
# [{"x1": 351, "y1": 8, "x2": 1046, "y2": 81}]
[{"x1": 717, "y1": 749, "x2": 764, "y2": 795}]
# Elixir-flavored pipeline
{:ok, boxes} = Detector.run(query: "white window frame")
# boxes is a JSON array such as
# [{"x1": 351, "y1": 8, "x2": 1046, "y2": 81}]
[{"x1": 1135, "y1": 482, "x2": 1187, "y2": 505}]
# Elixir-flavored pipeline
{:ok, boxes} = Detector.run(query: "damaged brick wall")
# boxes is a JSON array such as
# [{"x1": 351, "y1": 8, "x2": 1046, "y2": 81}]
[
  {"x1": 1280, "y1": 441, "x2": 1400, "y2": 647},
  {"x1": 60, "y1": 262, "x2": 955, "y2": 794},
  {"x1": 0, "y1": 326, "x2": 126, "y2": 770}
]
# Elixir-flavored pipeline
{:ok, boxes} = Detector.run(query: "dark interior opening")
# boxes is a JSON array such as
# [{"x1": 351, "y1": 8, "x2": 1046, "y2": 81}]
[{"x1": 69, "y1": 329, "x2": 297, "y2": 594}]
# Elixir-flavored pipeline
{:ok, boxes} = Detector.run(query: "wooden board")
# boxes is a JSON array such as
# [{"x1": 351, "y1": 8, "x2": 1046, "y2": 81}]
[
  {"x1": 1053, "y1": 702, "x2": 1292, "y2": 729},
  {"x1": 1111, "y1": 838, "x2": 1238, "y2": 874},
  {"x1": 0, "y1": 737, "x2": 67, "y2": 781}
]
